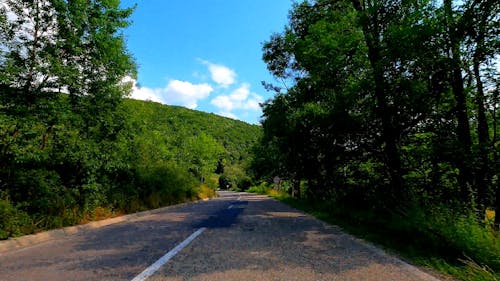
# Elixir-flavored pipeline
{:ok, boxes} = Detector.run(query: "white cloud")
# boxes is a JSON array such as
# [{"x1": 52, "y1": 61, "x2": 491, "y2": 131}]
[
  {"x1": 126, "y1": 77, "x2": 213, "y2": 109},
  {"x1": 229, "y1": 82, "x2": 250, "y2": 101},
  {"x1": 210, "y1": 83, "x2": 264, "y2": 117},
  {"x1": 122, "y1": 77, "x2": 162, "y2": 103},
  {"x1": 211, "y1": 95, "x2": 234, "y2": 111},
  {"x1": 164, "y1": 80, "x2": 213, "y2": 109},
  {"x1": 242, "y1": 94, "x2": 263, "y2": 110},
  {"x1": 200, "y1": 60, "x2": 236, "y2": 88},
  {"x1": 131, "y1": 86, "x2": 163, "y2": 103}
]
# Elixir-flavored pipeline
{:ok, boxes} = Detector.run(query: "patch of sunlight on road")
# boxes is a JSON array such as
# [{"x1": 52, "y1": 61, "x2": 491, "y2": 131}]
[
  {"x1": 142, "y1": 212, "x2": 190, "y2": 223},
  {"x1": 302, "y1": 230, "x2": 334, "y2": 249},
  {"x1": 263, "y1": 211, "x2": 306, "y2": 218}
]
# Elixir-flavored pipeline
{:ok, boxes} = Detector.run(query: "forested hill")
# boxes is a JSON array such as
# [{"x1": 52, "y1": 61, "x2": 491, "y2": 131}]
[{"x1": 122, "y1": 98, "x2": 262, "y2": 187}]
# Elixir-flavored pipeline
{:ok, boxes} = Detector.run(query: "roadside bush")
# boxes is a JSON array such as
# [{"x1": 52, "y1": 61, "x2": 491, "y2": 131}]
[
  {"x1": 236, "y1": 176, "x2": 253, "y2": 191},
  {"x1": 0, "y1": 198, "x2": 32, "y2": 239},
  {"x1": 135, "y1": 162, "x2": 199, "y2": 208},
  {"x1": 423, "y1": 208, "x2": 500, "y2": 272},
  {"x1": 247, "y1": 182, "x2": 271, "y2": 194}
]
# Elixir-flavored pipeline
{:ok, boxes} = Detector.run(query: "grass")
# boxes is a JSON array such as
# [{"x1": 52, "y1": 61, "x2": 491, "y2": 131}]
[
  {"x1": 248, "y1": 186, "x2": 500, "y2": 281},
  {"x1": 1, "y1": 183, "x2": 219, "y2": 240}
]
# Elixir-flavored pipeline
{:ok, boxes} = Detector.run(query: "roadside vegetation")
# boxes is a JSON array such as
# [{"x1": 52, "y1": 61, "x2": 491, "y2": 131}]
[
  {"x1": 0, "y1": 1, "x2": 259, "y2": 239},
  {"x1": 0, "y1": 96, "x2": 259, "y2": 239},
  {"x1": 250, "y1": 0, "x2": 499, "y2": 280},
  {"x1": 1, "y1": 0, "x2": 499, "y2": 280},
  {"x1": 248, "y1": 185, "x2": 499, "y2": 281}
]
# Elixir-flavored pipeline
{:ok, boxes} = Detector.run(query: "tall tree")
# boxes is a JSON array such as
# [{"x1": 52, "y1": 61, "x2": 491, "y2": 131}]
[
  {"x1": 0, "y1": 0, "x2": 64, "y2": 111},
  {"x1": 258, "y1": 0, "x2": 500, "y2": 212},
  {"x1": 463, "y1": 0, "x2": 499, "y2": 208},
  {"x1": 0, "y1": 0, "x2": 135, "y2": 129},
  {"x1": 443, "y1": 0, "x2": 474, "y2": 203},
  {"x1": 0, "y1": 0, "x2": 136, "y2": 211},
  {"x1": 349, "y1": 0, "x2": 406, "y2": 202}
]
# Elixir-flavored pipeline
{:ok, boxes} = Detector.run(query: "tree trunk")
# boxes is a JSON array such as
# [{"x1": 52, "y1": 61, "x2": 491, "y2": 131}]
[
  {"x1": 469, "y1": 0, "x2": 493, "y2": 211},
  {"x1": 473, "y1": 56, "x2": 490, "y2": 207},
  {"x1": 292, "y1": 178, "x2": 301, "y2": 199},
  {"x1": 494, "y1": 85, "x2": 499, "y2": 227},
  {"x1": 351, "y1": 0, "x2": 405, "y2": 202},
  {"x1": 495, "y1": 180, "x2": 500, "y2": 227},
  {"x1": 444, "y1": 0, "x2": 473, "y2": 204}
]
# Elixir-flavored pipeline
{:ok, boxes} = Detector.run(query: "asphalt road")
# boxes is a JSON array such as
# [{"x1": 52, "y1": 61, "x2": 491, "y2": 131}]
[{"x1": 0, "y1": 191, "x2": 442, "y2": 281}]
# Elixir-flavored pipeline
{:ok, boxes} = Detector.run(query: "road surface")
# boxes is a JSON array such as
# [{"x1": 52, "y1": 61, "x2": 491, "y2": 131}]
[{"x1": 0, "y1": 191, "x2": 441, "y2": 281}]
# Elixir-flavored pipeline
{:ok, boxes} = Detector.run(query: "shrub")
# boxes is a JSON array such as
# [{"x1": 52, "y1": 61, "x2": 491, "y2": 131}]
[
  {"x1": 0, "y1": 197, "x2": 33, "y2": 239},
  {"x1": 198, "y1": 183, "x2": 217, "y2": 199},
  {"x1": 247, "y1": 182, "x2": 272, "y2": 194},
  {"x1": 427, "y1": 209, "x2": 500, "y2": 272},
  {"x1": 135, "y1": 162, "x2": 199, "y2": 207}
]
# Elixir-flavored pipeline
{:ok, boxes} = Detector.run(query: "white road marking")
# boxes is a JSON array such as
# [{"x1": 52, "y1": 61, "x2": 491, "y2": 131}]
[
  {"x1": 131, "y1": 227, "x2": 206, "y2": 281},
  {"x1": 228, "y1": 205, "x2": 234, "y2": 209}
]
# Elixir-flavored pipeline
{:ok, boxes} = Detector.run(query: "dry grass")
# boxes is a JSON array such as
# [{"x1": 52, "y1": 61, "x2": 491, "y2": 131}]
[
  {"x1": 266, "y1": 188, "x2": 282, "y2": 197},
  {"x1": 198, "y1": 184, "x2": 217, "y2": 199},
  {"x1": 485, "y1": 209, "x2": 495, "y2": 223},
  {"x1": 79, "y1": 207, "x2": 125, "y2": 224}
]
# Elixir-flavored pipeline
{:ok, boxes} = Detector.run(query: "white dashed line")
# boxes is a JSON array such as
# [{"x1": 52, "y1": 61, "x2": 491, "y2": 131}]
[{"x1": 131, "y1": 227, "x2": 206, "y2": 281}]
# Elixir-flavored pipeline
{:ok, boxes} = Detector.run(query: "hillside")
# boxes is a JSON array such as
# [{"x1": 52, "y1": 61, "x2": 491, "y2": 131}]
[
  {"x1": 0, "y1": 96, "x2": 261, "y2": 239},
  {"x1": 122, "y1": 99, "x2": 262, "y2": 189}
]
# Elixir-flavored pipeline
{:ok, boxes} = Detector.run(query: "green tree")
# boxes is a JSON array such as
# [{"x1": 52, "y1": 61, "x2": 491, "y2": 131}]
[
  {"x1": 462, "y1": 0, "x2": 499, "y2": 211},
  {"x1": 257, "y1": 0, "x2": 499, "y2": 216},
  {"x1": 0, "y1": 0, "x2": 136, "y2": 222}
]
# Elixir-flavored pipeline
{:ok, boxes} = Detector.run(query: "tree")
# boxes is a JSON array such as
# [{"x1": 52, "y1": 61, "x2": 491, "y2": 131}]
[
  {"x1": 260, "y1": 0, "x2": 429, "y2": 205},
  {"x1": 461, "y1": 0, "x2": 499, "y2": 209},
  {"x1": 442, "y1": 0, "x2": 474, "y2": 203},
  {"x1": 0, "y1": 0, "x2": 136, "y2": 215},
  {"x1": 215, "y1": 159, "x2": 224, "y2": 174},
  {"x1": 0, "y1": 0, "x2": 136, "y2": 118},
  {"x1": 257, "y1": 0, "x2": 499, "y2": 216}
]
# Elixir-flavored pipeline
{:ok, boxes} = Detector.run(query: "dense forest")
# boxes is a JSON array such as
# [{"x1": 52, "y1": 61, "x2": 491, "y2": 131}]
[
  {"x1": 251, "y1": 0, "x2": 499, "y2": 277},
  {"x1": 0, "y1": 0, "x2": 260, "y2": 239}
]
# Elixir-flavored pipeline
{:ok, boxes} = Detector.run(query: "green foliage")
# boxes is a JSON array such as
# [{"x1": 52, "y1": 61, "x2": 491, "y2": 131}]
[
  {"x1": 255, "y1": 0, "x2": 500, "y2": 279},
  {"x1": 122, "y1": 99, "x2": 260, "y2": 176},
  {"x1": 0, "y1": 0, "x2": 260, "y2": 239},
  {"x1": 247, "y1": 182, "x2": 273, "y2": 195},
  {"x1": 257, "y1": 0, "x2": 500, "y2": 207},
  {"x1": 272, "y1": 192, "x2": 500, "y2": 281},
  {"x1": 423, "y1": 209, "x2": 500, "y2": 271},
  {"x1": 134, "y1": 163, "x2": 199, "y2": 209},
  {"x1": 0, "y1": 96, "x2": 259, "y2": 238},
  {"x1": 0, "y1": 196, "x2": 32, "y2": 239},
  {"x1": 218, "y1": 175, "x2": 232, "y2": 190}
]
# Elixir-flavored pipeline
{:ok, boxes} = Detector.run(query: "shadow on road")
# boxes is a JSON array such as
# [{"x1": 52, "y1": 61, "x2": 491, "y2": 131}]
[{"x1": 0, "y1": 192, "x2": 434, "y2": 281}]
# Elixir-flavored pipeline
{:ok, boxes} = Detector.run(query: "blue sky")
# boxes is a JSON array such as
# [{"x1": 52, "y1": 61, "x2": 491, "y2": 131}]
[{"x1": 120, "y1": 0, "x2": 293, "y2": 124}]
